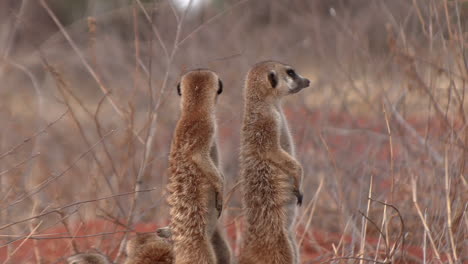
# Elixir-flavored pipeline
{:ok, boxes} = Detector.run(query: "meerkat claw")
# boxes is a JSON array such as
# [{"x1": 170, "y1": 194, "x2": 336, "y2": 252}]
[
  {"x1": 295, "y1": 190, "x2": 303, "y2": 206},
  {"x1": 215, "y1": 191, "x2": 223, "y2": 217}
]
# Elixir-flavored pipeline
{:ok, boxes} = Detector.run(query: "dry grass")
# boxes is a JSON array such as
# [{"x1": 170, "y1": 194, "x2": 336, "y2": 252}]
[{"x1": 0, "y1": 0, "x2": 466, "y2": 263}]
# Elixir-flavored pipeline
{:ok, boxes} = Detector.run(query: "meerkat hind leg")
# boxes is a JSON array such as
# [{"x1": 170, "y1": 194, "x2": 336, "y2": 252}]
[
  {"x1": 211, "y1": 226, "x2": 232, "y2": 264},
  {"x1": 287, "y1": 205, "x2": 300, "y2": 264}
]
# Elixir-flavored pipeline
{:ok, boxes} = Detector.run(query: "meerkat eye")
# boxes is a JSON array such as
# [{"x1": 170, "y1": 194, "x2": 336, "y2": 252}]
[
  {"x1": 177, "y1": 82, "x2": 181, "y2": 96},
  {"x1": 217, "y1": 79, "x2": 223, "y2": 95},
  {"x1": 286, "y1": 69, "x2": 296, "y2": 78},
  {"x1": 268, "y1": 71, "x2": 278, "y2": 88}
]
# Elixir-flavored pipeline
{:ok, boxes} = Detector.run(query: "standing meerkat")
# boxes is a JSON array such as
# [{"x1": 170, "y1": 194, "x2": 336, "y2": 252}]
[
  {"x1": 124, "y1": 232, "x2": 174, "y2": 264},
  {"x1": 167, "y1": 69, "x2": 230, "y2": 264},
  {"x1": 66, "y1": 252, "x2": 112, "y2": 264},
  {"x1": 238, "y1": 61, "x2": 309, "y2": 264}
]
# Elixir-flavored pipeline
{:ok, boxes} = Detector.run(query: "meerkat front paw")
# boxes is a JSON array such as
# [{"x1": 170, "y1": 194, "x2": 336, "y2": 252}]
[
  {"x1": 294, "y1": 189, "x2": 303, "y2": 206},
  {"x1": 215, "y1": 191, "x2": 223, "y2": 217},
  {"x1": 294, "y1": 165, "x2": 303, "y2": 206},
  {"x1": 212, "y1": 178, "x2": 224, "y2": 217}
]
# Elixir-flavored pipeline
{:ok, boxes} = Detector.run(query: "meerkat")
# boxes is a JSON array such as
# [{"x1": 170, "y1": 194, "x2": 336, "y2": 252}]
[
  {"x1": 167, "y1": 69, "x2": 229, "y2": 264},
  {"x1": 124, "y1": 232, "x2": 174, "y2": 264},
  {"x1": 66, "y1": 252, "x2": 112, "y2": 264},
  {"x1": 238, "y1": 61, "x2": 309, "y2": 264}
]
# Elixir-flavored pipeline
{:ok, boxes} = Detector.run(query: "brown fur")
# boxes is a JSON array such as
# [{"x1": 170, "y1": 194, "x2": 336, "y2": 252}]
[
  {"x1": 167, "y1": 69, "x2": 227, "y2": 264},
  {"x1": 238, "y1": 61, "x2": 309, "y2": 264},
  {"x1": 66, "y1": 253, "x2": 111, "y2": 264},
  {"x1": 156, "y1": 223, "x2": 232, "y2": 264},
  {"x1": 124, "y1": 232, "x2": 173, "y2": 264}
]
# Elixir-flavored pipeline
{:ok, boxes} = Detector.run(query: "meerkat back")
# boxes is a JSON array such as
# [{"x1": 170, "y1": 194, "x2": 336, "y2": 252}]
[{"x1": 167, "y1": 69, "x2": 225, "y2": 264}]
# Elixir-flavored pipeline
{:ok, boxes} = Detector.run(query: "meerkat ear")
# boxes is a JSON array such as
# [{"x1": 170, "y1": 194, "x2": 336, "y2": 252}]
[
  {"x1": 177, "y1": 82, "x2": 181, "y2": 96},
  {"x1": 268, "y1": 71, "x2": 278, "y2": 88},
  {"x1": 217, "y1": 79, "x2": 223, "y2": 95}
]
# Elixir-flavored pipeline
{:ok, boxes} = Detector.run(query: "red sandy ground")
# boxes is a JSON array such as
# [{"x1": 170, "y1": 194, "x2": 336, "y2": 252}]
[
  {"x1": 1, "y1": 110, "x2": 453, "y2": 263},
  {"x1": 0, "y1": 220, "x2": 429, "y2": 263}
]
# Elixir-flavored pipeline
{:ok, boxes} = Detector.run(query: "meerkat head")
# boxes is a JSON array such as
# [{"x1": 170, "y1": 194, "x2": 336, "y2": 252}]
[
  {"x1": 246, "y1": 61, "x2": 310, "y2": 100},
  {"x1": 66, "y1": 252, "x2": 111, "y2": 264},
  {"x1": 176, "y1": 69, "x2": 223, "y2": 109}
]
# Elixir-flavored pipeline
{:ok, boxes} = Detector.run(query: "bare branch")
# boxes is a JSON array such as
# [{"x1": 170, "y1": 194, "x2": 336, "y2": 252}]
[
  {"x1": 385, "y1": 99, "x2": 443, "y2": 164},
  {"x1": 0, "y1": 188, "x2": 157, "y2": 232},
  {"x1": 2, "y1": 129, "x2": 117, "y2": 211},
  {"x1": 0, "y1": 153, "x2": 40, "y2": 176},
  {"x1": 135, "y1": 0, "x2": 169, "y2": 59},
  {"x1": 39, "y1": 0, "x2": 145, "y2": 145}
]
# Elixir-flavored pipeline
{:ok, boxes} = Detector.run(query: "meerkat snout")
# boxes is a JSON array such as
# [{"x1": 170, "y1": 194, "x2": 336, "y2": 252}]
[
  {"x1": 285, "y1": 68, "x2": 310, "y2": 93},
  {"x1": 267, "y1": 67, "x2": 310, "y2": 96}
]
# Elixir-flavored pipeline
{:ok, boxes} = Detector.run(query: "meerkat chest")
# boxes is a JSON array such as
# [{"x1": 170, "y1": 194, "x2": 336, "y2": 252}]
[{"x1": 272, "y1": 108, "x2": 282, "y2": 126}]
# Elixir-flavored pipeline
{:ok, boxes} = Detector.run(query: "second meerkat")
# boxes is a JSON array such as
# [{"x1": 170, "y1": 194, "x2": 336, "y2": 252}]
[
  {"x1": 124, "y1": 232, "x2": 173, "y2": 264},
  {"x1": 238, "y1": 61, "x2": 310, "y2": 264},
  {"x1": 167, "y1": 69, "x2": 231, "y2": 264}
]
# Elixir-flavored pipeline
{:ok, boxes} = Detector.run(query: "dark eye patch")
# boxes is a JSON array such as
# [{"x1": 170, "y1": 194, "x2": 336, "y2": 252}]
[
  {"x1": 177, "y1": 82, "x2": 181, "y2": 96},
  {"x1": 286, "y1": 69, "x2": 296, "y2": 78},
  {"x1": 218, "y1": 79, "x2": 223, "y2": 95},
  {"x1": 268, "y1": 72, "x2": 278, "y2": 88}
]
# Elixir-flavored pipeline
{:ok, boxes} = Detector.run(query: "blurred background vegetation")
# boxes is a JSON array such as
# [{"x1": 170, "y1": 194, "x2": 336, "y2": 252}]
[{"x1": 0, "y1": 0, "x2": 467, "y2": 263}]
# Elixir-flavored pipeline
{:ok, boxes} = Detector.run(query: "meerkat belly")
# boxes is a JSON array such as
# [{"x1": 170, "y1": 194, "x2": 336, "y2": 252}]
[{"x1": 242, "y1": 159, "x2": 294, "y2": 211}]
